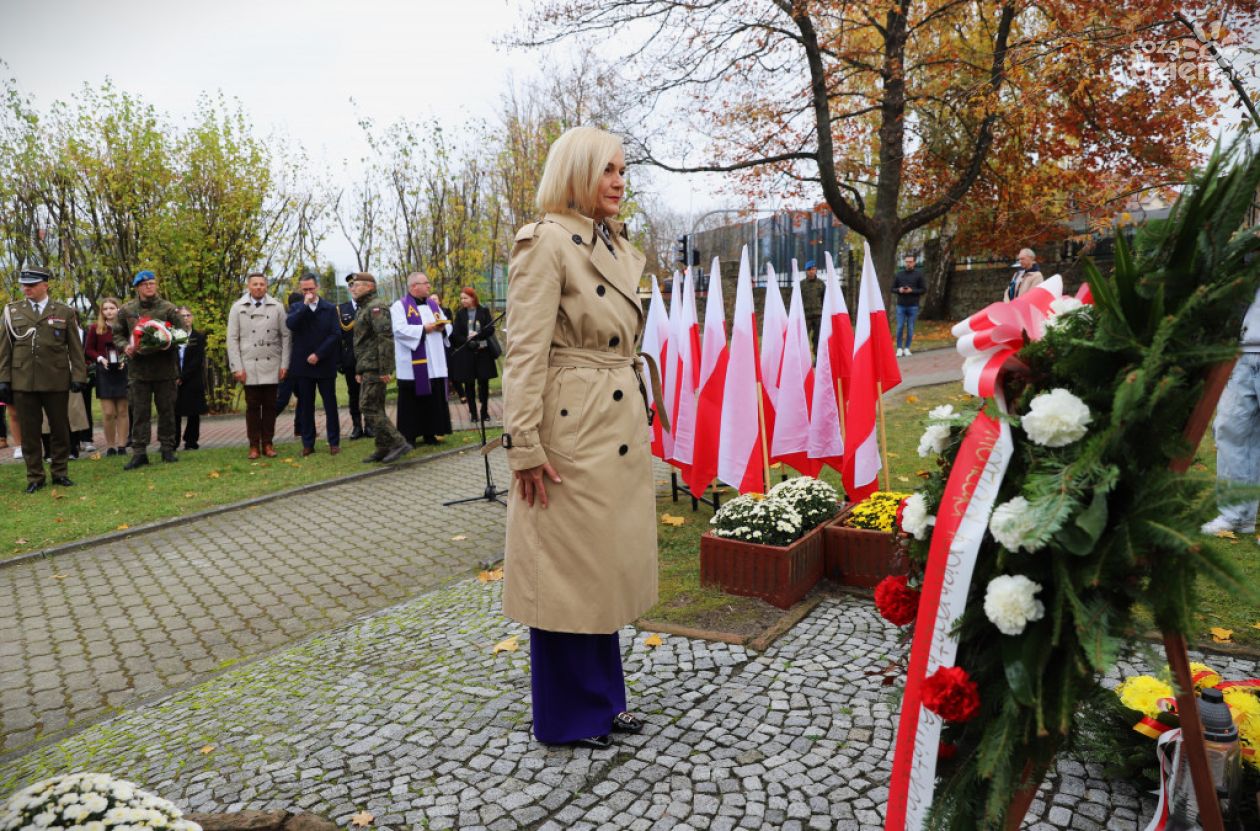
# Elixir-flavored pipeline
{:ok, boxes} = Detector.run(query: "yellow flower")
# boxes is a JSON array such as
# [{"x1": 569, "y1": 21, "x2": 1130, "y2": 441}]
[
  {"x1": 1116, "y1": 675, "x2": 1174, "y2": 718},
  {"x1": 1225, "y1": 687, "x2": 1260, "y2": 733}
]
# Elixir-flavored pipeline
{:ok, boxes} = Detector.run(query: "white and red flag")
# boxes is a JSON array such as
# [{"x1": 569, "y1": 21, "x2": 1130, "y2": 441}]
[
  {"x1": 771, "y1": 265, "x2": 820, "y2": 477},
  {"x1": 717, "y1": 246, "x2": 765, "y2": 494},
  {"x1": 668, "y1": 268, "x2": 701, "y2": 479},
  {"x1": 640, "y1": 275, "x2": 670, "y2": 459},
  {"x1": 823, "y1": 252, "x2": 854, "y2": 383},
  {"x1": 842, "y1": 243, "x2": 902, "y2": 502},
  {"x1": 661, "y1": 271, "x2": 682, "y2": 461},
  {"x1": 759, "y1": 264, "x2": 788, "y2": 453},
  {"x1": 684, "y1": 257, "x2": 729, "y2": 497},
  {"x1": 807, "y1": 258, "x2": 848, "y2": 474}
]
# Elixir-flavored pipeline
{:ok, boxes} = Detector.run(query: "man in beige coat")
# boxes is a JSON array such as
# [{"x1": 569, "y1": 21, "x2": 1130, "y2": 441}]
[
  {"x1": 227, "y1": 273, "x2": 291, "y2": 458},
  {"x1": 502, "y1": 126, "x2": 656, "y2": 749}
]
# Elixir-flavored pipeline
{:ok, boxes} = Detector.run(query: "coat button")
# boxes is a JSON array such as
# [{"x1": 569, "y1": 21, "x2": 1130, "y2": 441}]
[
  {"x1": 613, "y1": 389, "x2": 623, "y2": 401},
  {"x1": 571, "y1": 234, "x2": 584, "y2": 245},
  {"x1": 596, "y1": 285, "x2": 606, "y2": 296},
  {"x1": 608, "y1": 335, "x2": 620, "y2": 348},
  {"x1": 618, "y1": 444, "x2": 628, "y2": 456},
  {"x1": 560, "y1": 408, "x2": 568, "y2": 417}
]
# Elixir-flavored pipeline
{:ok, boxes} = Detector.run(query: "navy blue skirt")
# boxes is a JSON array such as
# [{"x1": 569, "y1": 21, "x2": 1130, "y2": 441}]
[{"x1": 529, "y1": 628, "x2": 626, "y2": 744}]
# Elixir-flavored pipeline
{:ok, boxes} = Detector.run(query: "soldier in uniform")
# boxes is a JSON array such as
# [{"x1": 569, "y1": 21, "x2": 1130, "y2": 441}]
[
  {"x1": 799, "y1": 259, "x2": 825, "y2": 351},
  {"x1": 350, "y1": 273, "x2": 412, "y2": 464},
  {"x1": 338, "y1": 273, "x2": 369, "y2": 439},
  {"x1": 113, "y1": 269, "x2": 183, "y2": 469},
  {"x1": 0, "y1": 268, "x2": 88, "y2": 493}
]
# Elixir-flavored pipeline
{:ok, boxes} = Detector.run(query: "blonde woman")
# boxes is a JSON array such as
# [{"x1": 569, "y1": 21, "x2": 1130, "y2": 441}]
[
  {"x1": 84, "y1": 297, "x2": 129, "y2": 455},
  {"x1": 502, "y1": 126, "x2": 656, "y2": 748}
]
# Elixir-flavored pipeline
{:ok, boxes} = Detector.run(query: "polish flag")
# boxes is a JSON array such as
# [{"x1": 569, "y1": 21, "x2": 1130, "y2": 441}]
[
  {"x1": 640, "y1": 275, "x2": 670, "y2": 459},
  {"x1": 772, "y1": 266, "x2": 821, "y2": 477},
  {"x1": 807, "y1": 253, "x2": 852, "y2": 474},
  {"x1": 824, "y1": 252, "x2": 854, "y2": 383},
  {"x1": 717, "y1": 247, "x2": 765, "y2": 494},
  {"x1": 660, "y1": 271, "x2": 682, "y2": 460},
  {"x1": 759, "y1": 264, "x2": 788, "y2": 455},
  {"x1": 843, "y1": 243, "x2": 902, "y2": 502},
  {"x1": 668, "y1": 268, "x2": 701, "y2": 478},
  {"x1": 684, "y1": 257, "x2": 729, "y2": 497}
]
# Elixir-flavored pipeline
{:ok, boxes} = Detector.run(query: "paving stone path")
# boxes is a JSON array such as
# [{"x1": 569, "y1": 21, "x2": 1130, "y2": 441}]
[
  {"x1": 2, "y1": 577, "x2": 1254, "y2": 829},
  {"x1": 0, "y1": 448, "x2": 513, "y2": 757}
]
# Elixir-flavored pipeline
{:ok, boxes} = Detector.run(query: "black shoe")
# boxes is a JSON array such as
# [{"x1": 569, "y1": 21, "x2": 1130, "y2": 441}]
[
  {"x1": 184, "y1": 443, "x2": 199, "y2": 451},
  {"x1": 51, "y1": 476, "x2": 73, "y2": 487},
  {"x1": 611, "y1": 712, "x2": 645, "y2": 734},
  {"x1": 161, "y1": 450, "x2": 178, "y2": 463},
  {"x1": 571, "y1": 735, "x2": 612, "y2": 749},
  {"x1": 362, "y1": 450, "x2": 387, "y2": 463},
  {"x1": 349, "y1": 427, "x2": 365, "y2": 440},
  {"x1": 123, "y1": 454, "x2": 150, "y2": 470},
  {"x1": 25, "y1": 481, "x2": 45, "y2": 494},
  {"x1": 106, "y1": 447, "x2": 117, "y2": 457},
  {"x1": 381, "y1": 442, "x2": 414, "y2": 464}
]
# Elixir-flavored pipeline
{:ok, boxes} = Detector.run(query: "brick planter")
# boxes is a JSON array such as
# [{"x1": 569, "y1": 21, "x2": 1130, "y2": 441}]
[
  {"x1": 822, "y1": 506, "x2": 908, "y2": 588},
  {"x1": 699, "y1": 521, "x2": 826, "y2": 609}
]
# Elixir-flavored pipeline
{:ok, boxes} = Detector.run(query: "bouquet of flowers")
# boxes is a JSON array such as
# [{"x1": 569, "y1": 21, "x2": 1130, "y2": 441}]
[
  {"x1": 709, "y1": 492, "x2": 804, "y2": 546},
  {"x1": 765, "y1": 476, "x2": 840, "y2": 531},
  {"x1": 131, "y1": 318, "x2": 177, "y2": 354},
  {"x1": 839, "y1": 490, "x2": 912, "y2": 532},
  {"x1": 1, "y1": 773, "x2": 201, "y2": 831}
]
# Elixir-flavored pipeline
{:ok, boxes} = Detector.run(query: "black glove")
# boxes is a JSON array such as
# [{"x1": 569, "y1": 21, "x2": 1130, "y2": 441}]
[
  {"x1": 0, "y1": 382, "x2": 11, "y2": 404},
  {"x1": 70, "y1": 381, "x2": 86, "y2": 393}
]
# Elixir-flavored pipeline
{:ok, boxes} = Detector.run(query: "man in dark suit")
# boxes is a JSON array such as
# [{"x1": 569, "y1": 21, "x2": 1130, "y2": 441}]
[
  {"x1": 338, "y1": 273, "x2": 368, "y2": 439},
  {"x1": 174, "y1": 306, "x2": 208, "y2": 450},
  {"x1": 287, "y1": 272, "x2": 341, "y2": 455}
]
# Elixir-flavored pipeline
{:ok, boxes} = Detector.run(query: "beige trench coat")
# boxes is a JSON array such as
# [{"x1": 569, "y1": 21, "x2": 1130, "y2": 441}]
[
  {"x1": 502, "y1": 211, "x2": 657, "y2": 634},
  {"x1": 226, "y1": 294, "x2": 291, "y2": 386}
]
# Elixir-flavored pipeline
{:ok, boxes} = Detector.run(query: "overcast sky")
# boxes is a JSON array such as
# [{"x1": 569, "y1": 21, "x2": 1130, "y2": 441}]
[{"x1": 0, "y1": 0, "x2": 728, "y2": 272}]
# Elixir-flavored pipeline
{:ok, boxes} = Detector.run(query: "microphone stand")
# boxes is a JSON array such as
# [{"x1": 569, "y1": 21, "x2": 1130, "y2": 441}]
[{"x1": 444, "y1": 309, "x2": 508, "y2": 508}]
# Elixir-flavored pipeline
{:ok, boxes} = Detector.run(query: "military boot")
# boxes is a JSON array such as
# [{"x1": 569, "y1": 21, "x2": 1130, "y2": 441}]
[
  {"x1": 362, "y1": 449, "x2": 387, "y2": 463},
  {"x1": 123, "y1": 453, "x2": 150, "y2": 471}
]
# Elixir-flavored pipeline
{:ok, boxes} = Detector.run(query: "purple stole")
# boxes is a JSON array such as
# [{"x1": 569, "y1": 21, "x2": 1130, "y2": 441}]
[{"x1": 402, "y1": 294, "x2": 443, "y2": 396}]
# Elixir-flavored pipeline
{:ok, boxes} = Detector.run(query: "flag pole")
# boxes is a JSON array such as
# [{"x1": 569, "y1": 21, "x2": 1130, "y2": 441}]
[
  {"x1": 757, "y1": 381, "x2": 772, "y2": 490},
  {"x1": 877, "y1": 381, "x2": 891, "y2": 490}
]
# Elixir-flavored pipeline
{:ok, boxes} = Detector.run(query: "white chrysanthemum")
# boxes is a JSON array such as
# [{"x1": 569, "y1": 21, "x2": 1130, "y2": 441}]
[
  {"x1": 900, "y1": 493, "x2": 932, "y2": 540},
  {"x1": 1045, "y1": 296, "x2": 1088, "y2": 328},
  {"x1": 988, "y1": 496, "x2": 1044, "y2": 553},
  {"x1": 928, "y1": 404, "x2": 956, "y2": 421},
  {"x1": 984, "y1": 574, "x2": 1046, "y2": 635},
  {"x1": 1021, "y1": 388, "x2": 1091, "y2": 447},
  {"x1": 918, "y1": 423, "x2": 951, "y2": 457}
]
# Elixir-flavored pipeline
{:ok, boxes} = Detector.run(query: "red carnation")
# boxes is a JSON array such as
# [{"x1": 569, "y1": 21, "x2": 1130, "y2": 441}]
[
  {"x1": 896, "y1": 498, "x2": 907, "y2": 530},
  {"x1": 874, "y1": 574, "x2": 920, "y2": 626},
  {"x1": 938, "y1": 741, "x2": 957, "y2": 760},
  {"x1": 922, "y1": 665, "x2": 981, "y2": 723}
]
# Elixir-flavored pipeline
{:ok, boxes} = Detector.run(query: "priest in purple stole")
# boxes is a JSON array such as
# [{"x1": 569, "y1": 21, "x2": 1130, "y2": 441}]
[{"x1": 390, "y1": 272, "x2": 453, "y2": 445}]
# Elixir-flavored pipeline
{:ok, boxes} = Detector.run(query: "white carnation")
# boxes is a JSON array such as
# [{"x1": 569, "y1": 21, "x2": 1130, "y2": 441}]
[
  {"x1": 928, "y1": 404, "x2": 956, "y2": 421},
  {"x1": 1045, "y1": 296, "x2": 1087, "y2": 328},
  {"x1": 918, "y1": 423, "x2": 951, "y2": 457},
  {"x1": 900, "y1": 493, "x2": 932, "y2": 540},
  {"x1": 1021, "y1": 388, "x2": 1091, "y2": 447},
  {"x1": 988, "y1": 497, "x2": 1044, "y2": 553},
  {"x1": 984, "y1": 574, "x2": 1046, "y2": 635}
]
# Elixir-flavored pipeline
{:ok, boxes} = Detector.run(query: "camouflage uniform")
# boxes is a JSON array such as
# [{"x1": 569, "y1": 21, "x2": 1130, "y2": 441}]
[
  {"x1": 112, "y1": 295, "x2": 183, "y2": 456},
  {"x1": 352, "y1": 288, "x2": 406, "y2": 457},
  {"x1": 799, "y1": 274, "x2": 826, "y2": 348}
]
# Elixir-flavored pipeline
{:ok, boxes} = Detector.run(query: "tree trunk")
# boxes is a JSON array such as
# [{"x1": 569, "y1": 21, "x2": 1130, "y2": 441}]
[
  {"x1": 867, "y1": 234, "x2": 901, "y2": 302},
  {"x1": 921, "y1": 233, "x2": 955, "y2": 319}
]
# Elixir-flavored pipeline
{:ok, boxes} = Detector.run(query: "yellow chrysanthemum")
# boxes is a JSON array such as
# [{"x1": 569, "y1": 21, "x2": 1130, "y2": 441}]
[
  {"x1": 1224, "y1": 687, "x2": 1260, "y2": 733},
  {"x1": 1190, "y1": 662, "x2": 1222, "y2": 689},
  {"x1": 1117, "y1": 675, "x2": 1174, "y2": 718}
]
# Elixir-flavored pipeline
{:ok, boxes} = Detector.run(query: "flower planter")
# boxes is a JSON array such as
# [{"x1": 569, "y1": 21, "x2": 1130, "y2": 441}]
[
  {"x1": 699, "y1": 521, "x2": 826, "y2": 609},
  {"x1": 822, "y1": 505, "x2": 908, "y2": 588}
]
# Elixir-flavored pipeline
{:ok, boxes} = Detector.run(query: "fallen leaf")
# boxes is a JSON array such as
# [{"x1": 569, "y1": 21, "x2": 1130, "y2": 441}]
[
  {"x1": 493, "y1": 635, "x2": 519, "y2": 654},
  {"x1": 15, "y1": 538, "x2": 27, "y2": 545},
  {"x1": 477, "y1": 567, "x2": 504, "y2": 583},
  {"x1": 50, "y1": 488, "x2": 64, "y2": 500},
  {"x1": 146, "y1": 483, "x2": 155, "y2": 491},
  {"x1": 887, "y1": 452, "x2": 899, "y2": 458},
  {"x1": 184, "y1": 492, "x2": 196, "y2": 499},
  {"x1": 1210, "y1": 627, "x2": 1234, "y2": 643},
  {"x1": 350, "y1": 812, "x2": 375, "y2": 828},
  {"x1": 451, "y1": 534, "x2": 467, "y2": 541},
  {"x1": 1252, "y1": 622, "x2": 1260, "y2": 631},
  {"x1": 89, "y1": 452, "x2": 102, "y2": 460},
  {"x1": 52, "y1": 574, "x2": 66, "y2": 580},
  {"x1": 54, "y1": 517, "x2": 64, "y2": 523},
  {"x1": 1214, "y1": 529, "x2": 1238, "y2": 539},
  {"x1": 906, "y1": 395, "x2": 919, "y2": 404},
  {"x1": 199, "y1": 744, "x2": 215, "y2": 755},
  {"x1": 1192, "y1": 463, "x2": 1209, "y2": 472},
  {"x1": 915, "y1": 470, "x2": 932, "y2": 479},
  {"x1": 660, "y1": 513, "x2": 685, "y2": 527},
  {"x1": 79, "y1": 496, "x2": 87, "y2": 501},
  {"x1": 208, "y1": 471, "x2": 221, "y2": 479},
  {"x1": 896, "y1": 476, "x2": 909, "y2": 483},
  {"x1": 644, "y1": 633, "x2": 663, "y2": 648},
  {"x1": 115, "y1": 524, "x2": 129, "y2": 531}
]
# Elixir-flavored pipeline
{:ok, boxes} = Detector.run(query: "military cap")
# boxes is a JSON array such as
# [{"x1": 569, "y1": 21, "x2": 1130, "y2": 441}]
[
  {"x1": 132, "y1": 269, "x2": 156, "y2": 287},
  {"x1": 344, "y1": 273, "x2": 357, "y2": 284},
  {"x1": 18, "y1": 267, "x2": 52, "y2": 285},
  {"x1": 351, "y1": 272, "x2": 376, "y2": 284},
  {"x1": 803, "y1": 260, "x2": 816, "y2": 270}
]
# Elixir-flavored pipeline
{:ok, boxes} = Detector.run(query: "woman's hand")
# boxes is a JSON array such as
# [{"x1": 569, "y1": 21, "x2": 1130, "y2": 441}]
[{"x1": 514, "y1": 462, "x2": 562, "y2": 508}]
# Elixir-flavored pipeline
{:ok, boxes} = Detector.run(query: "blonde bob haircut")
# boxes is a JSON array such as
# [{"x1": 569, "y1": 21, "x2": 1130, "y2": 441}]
[{"x1": 535, "y1": 126, "x2": 624, "y2": 217}]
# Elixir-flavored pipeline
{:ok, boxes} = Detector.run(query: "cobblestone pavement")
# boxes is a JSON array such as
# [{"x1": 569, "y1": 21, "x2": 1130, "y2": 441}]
[
  {"x1": 3, "y1": 579, "x2": 1253, "y2": 829},
  {"x1": 0, "y1": 448, "x2": 514, "y2": 757}
]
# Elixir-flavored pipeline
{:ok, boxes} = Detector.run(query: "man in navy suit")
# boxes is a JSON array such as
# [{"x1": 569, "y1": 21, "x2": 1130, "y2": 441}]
[{"x1": 286, "y1": 272, "x2": 341, "y2": 455}]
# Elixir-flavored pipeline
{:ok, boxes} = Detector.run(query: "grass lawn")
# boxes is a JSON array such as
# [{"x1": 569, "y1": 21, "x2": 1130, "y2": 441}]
[
  {"x1": 0, "y1": 429, "x2": 497, "y2": 563},
  {"x1": 651, "y1": 381, "x2": 1260, "y2": 650}
]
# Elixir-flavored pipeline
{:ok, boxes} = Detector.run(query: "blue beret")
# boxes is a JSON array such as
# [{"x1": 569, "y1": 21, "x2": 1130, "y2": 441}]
[
  {"x1": 804, "y1": 260, "x2": 816, "y2": 270},
  {"x1": 132, "y1": 270, "x2": 156, "y2": 287}
]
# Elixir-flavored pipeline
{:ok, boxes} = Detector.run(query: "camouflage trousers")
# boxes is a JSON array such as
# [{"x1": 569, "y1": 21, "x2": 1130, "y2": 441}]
[
  {"x1": 129, "y1": 378, "x2": 178, "y2": 454},
  {"x1": 360, "y1": 375, "x2": 404, "y2": 453}
]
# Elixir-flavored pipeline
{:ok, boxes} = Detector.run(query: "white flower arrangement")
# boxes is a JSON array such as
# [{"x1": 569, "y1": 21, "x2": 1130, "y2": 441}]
[
  {"x1": 928, "y1": 404, "x2": 957, "y2": 421},
  {"x1": 1020, "y1": 388, "x2": 1091, "y2": 448},
  {"x1": 917, "y1": 424, "x2": 951, "y2": 458},
  {"x1": 710, "y1": 493, "x2": 805, "y2": 547},
  {"x1": 766, "y1": 476, "x2": 840, "y2": 531},
  {"x1": 1044, "y1": 295, "x2": 1089, "y2": 329},
  {"x1": 900, "y1": 492, "x2": 932, "y2": 540},
  {"x1": 988, "y1": 496, "x2": 1044, "y2": 553},
  {"x1": 983, "y1": 574, "x2": 1046, "y2": 636},
  {"x1": 1, "y1": 773, "x2": 200, "y2": 831}
]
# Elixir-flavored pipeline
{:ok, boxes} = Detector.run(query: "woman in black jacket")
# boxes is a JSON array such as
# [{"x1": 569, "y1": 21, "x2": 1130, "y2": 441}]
[{"x1": 448, "y1": 286, "x2": 498, "y2": 422}]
